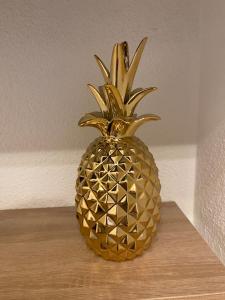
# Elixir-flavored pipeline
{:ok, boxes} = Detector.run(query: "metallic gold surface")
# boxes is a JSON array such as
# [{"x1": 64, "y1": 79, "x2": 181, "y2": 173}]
[{"x1": 75, "y1": 38, "x2": 161, "y2": 261}]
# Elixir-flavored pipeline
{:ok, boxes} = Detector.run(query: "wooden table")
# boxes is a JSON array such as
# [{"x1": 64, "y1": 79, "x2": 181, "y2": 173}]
[{"x1": 0, "y1": 202, "x2": 225, "y2": 300}]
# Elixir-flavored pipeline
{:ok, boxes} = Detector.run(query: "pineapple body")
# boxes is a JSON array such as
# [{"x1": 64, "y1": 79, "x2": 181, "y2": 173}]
[{"x1": 76, "y1": 136, "x2": 161, "y2": 261}]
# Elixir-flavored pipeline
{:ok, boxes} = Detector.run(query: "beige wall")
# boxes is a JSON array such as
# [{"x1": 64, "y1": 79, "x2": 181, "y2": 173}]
[
  {"x1": 195, "y1": 0, "x2": 225, "y2": 264},
  {"x1": 0, "y1": 1, "x2": 200, "y2": 221}
]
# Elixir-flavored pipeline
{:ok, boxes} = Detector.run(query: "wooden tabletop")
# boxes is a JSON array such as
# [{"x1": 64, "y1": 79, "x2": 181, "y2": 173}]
[{"x1": 0, "y1": 202, "x2": 225, "y2": 300}]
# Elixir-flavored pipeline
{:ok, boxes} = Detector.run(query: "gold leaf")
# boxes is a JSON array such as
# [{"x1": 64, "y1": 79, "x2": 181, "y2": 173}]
[
  {"x1": 126, "y1": 37, "x2": 148, "y2": 95},
  {"x1": 78, "y1": 112, "x2": 109, "y2": 136},
  {"x1": 87, "y1": 84, "x2": 108, "y2": 117},
  {"x1": 125, "y1": 87, "x2": 157, "y2": 116},
  {"x1": 94, "y1": 55, "x2": 110, "y2": 83},
  {"x1": 125, "y1": 114, "x2": 161, "y2": 136},
  {"x1": 104, "y1": 85, "x2": 125, "y2": 117}
]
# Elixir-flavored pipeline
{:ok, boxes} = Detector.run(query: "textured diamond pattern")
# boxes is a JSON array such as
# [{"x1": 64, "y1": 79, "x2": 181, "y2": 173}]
[{"x1": 75, "y1": 136, "x2": 161, "y2": 261}]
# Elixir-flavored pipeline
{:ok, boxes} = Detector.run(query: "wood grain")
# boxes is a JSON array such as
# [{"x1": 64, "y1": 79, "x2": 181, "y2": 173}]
[{"x1": 0, "y1": 202, "x2": 225, "y2": 300}]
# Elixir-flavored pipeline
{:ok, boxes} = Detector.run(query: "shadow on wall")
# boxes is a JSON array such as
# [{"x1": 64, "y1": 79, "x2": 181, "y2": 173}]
[{"x1": 0, "y1": 0, "x2": 200, "y2": 153}]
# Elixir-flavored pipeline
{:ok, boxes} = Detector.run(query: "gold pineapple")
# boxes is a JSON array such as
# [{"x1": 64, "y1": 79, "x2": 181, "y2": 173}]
[{"x1": 75, "y1": 38, "x2": 161, "y2": 261}]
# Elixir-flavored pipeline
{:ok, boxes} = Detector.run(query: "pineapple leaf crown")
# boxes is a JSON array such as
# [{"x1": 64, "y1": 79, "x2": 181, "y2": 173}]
[{"x1": 79, "y1": 37, "x2": 160, "y2": 138}]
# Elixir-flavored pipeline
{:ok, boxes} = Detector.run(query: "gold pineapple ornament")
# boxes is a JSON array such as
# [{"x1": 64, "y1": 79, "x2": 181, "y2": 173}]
[{"x1": 75, "y1": 37, "x2": 161, "y2": 261}]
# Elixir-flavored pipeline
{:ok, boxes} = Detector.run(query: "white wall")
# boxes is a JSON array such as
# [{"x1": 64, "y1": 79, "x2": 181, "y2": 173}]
[
  {"x1": 0, "y1": 1, "x2": 200, "y2": 222},
  {"x1": 195, "y1": 0, "x2": 225, "y2": 264}
]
